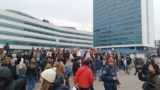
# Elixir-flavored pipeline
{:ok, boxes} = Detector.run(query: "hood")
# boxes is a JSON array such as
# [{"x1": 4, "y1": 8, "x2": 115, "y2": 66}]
[{"x1": 0, "y1": 67, "x2": 12, "y2": 80}]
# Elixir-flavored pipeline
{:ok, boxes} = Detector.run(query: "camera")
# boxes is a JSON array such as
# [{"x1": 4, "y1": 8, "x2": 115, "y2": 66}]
[{"x1": 137, "y1": 65, "x2": 142, "y2": 70}]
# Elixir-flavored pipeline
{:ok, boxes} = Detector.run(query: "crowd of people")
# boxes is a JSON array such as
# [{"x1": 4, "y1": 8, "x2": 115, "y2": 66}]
[{"x1": 0, "y1": 46, "x2": 160, "y2": 90}]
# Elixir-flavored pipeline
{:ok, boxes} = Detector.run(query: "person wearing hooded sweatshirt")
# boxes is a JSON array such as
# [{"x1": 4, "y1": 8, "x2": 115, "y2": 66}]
[{"x1": 0, "y1": 59, "x2": 26, "y2": 90}]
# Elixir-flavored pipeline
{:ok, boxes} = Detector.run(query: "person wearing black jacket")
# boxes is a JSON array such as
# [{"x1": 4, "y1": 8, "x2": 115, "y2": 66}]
[
  {"x1": 94, "y1": 55, "x2": 102, "y2": 80},
  {"x1": 0, "y1": 59, "x2": 26, "y2": 90},
  {"x1": 26, "y1": 59, "x2": 37, "y2": 90},
  {"x1": 138, "y1": 62, "x2": 160, "y2": 90},
  {"x1": 126, "y1": 56, "x2": 131, "y2": 75},
  {"x1": 88, "y1": 57, "x2": 96, "y2": 90},
  {"x1": 72, "y1": 58, "x2": 82, "y2": 76},
  {"x1": 52, "y1": 74, "x2": 69, "y2": 90},
  {"x1": 3, "y1": 43, "x2": 10, "y2": 55}
]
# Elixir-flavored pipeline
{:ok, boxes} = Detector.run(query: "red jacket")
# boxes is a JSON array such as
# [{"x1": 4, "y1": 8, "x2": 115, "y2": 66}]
[{"x1": 74, "y1": 65, "x2": 94, "y2": 88}]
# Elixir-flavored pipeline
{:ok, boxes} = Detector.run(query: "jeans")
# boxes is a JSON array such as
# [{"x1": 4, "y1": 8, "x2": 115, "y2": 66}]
[
  {"x1": 126, "y1": 65, "x2": 131, "y2": 74},
  {"x1": 119, "y1": 64, "x2": 125, "y2": 72},
  {"x1": 95, "y1": 69, "x2": 101, "y2": 80},
  {"x1": 28, "y1": 77, "x2": 35, "y2": 90},
  {"x1": 65, "y1": 74, "x2": 70, "y2": 88},
  {"x1": 104, "y1": 85, "x2": 117, "y2": 90}
]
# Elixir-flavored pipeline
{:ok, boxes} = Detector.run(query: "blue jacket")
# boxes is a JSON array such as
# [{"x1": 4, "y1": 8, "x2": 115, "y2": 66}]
[
  {"x1": 64, "y1": 64, "x2": 72, "y2": 74},
  {"x1": 102, "y1": 65, "x2": 120, "y2": 86},
  {"x1": 94, "y1": 59, "x2": 102, "y2": 70}
]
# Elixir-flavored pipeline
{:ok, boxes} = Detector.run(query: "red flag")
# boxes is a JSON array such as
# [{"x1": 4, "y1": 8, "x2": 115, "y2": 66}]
[{"x1": 90, "y1": 48, "x2": 96, "y2": 53}]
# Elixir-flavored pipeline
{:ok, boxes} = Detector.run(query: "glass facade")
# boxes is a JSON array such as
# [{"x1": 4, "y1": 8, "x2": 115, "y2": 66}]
[
  {"x1": 93, "y1": 0, "x2": 142, "y2": 47},
  {"x1": 0, "y1": 10, "x2": 93, "y2": 49}
]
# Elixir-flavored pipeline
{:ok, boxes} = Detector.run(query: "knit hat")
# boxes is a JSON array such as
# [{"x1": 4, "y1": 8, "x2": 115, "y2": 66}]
[
  {"x1": 108, "y1": 57, "x2": 115, "y2": 63},
  {"x1": 41, "y1": 67, "x2": 57, "y2": 83}
]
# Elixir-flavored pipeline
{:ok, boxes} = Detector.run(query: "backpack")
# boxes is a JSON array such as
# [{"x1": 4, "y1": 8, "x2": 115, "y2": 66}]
[
  {"x1": 142, "y1": 75, "x2": 160, "y2": 90},
  {"x1": 100, "y1": 73, "x2": 105, "y2": 81},
  {"x1": 53, "y1": 84, "x2": 69, "y2": 90},
  {"x1": 52, "y1": 74, "x2": 69, "y2": 90},
  {"x1": 142, "y1": 81, "x2": 159, "y2": 90}
]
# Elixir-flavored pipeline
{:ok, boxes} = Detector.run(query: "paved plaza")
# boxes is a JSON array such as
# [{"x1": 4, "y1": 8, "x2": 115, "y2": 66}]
[
  {"x1": 33, "y1": 58, "x2": 160, "y2": 90},
  {"x1": 33, "y1": 68, "x2": 143, "y2": 90}
]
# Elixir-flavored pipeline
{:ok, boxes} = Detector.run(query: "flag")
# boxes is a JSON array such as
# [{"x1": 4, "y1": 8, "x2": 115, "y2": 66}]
[
  {"x1": 90, "y1": 47, "x2": 96, "y2": 53},
  {"x1": 56, "y1": 37, "x2": 59, "y2": 44}
]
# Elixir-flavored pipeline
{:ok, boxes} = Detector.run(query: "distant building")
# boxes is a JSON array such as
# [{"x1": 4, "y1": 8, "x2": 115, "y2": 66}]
[
  {"x1": 93, "y1": 0, "x2": 155, "y2": 54},
  {"x1": 0, "y1": 9, "x2": 93, "y2": 49},
  {"x1": 155, "y1": 40, "x2": 160, "y2": 56},
  {"x1": 155, "y1": 40, "x2": 160, "y2": 48}
]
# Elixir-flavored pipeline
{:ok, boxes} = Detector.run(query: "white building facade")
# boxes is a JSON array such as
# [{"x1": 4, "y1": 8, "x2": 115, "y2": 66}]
[{"x1": 0, "y1": 9, "x2": 93, "y2": 49}]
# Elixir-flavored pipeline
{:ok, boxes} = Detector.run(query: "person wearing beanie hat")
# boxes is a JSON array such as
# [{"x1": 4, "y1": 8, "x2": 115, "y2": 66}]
[
  {"x1": 40, "y1": 67, "x2": 57, "y2": 90},
  {"x1": 101, "y1": 57, "x2": 122, "y2": 90},
  {"x1": 108, "y1": 57, "x2": 115, "y2": 64}
]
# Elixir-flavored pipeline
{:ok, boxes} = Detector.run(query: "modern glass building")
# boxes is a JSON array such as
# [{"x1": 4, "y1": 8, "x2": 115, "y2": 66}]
[
  {"x1": 0, "y1": 9, "x2": 93, "y2": 49},
  {"x1": 93, "y1": 0, "x2": 154, "y2": 53}
]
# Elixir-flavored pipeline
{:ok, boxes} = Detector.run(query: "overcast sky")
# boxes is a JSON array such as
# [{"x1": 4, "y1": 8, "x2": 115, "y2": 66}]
[{"x1": 0, "y1": 0, "x2": 159, "y2": 40}]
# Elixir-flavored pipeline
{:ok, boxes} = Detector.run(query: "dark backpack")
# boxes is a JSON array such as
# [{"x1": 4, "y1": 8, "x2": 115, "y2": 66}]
[
  {"x1": 142, "y1": 81, "x2": 159, "y2": 90},
  {"x1": 142, "y1": 75, "x2": 160, "y2": 90},
  {"x1": 52, "y1": 74, "x2": 69, "y2": 90}
]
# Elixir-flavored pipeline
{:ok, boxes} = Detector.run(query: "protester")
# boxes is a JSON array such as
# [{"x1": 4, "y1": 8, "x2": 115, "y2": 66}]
[
  {"x1": 118, "y1": 56, "x2": 125, "y2": 72},
  {"x1": 94, "y1": 55, "x2": 102, "y2": 80},
  {"x1": 134, "y1": 58, "x2": 143, "y2": 75},
  {"x1": 0, "y1": 59, "x2": 26, "y2": 90},
  {"x1": 88, "y1": 57, "x2": 96, "y2": 90},
  {"x1": 10, "y1": 59, "x2": 18, "y2": 80},
  {"x1": 26, "y1": 59, "x2": 37, "y2": 90},
  {"x1": 74, "y1": 60, "x2": 94, "y2": 90},
  {"x1": 72, "y1": 58, "x2": 82, "y2": 76},
  {"x1": 3, "y1": 43, "x2": 10, "y2": 55},
  {"x1": 54, "y1": 57, "x2": 65, "y2": 77},
  {"x1": 40, "y1": 67, "x2": 69, "y2": 90},
  {"x1": 44, "y1": 56, "x2": 53, "y2": 70},
  {"x1": 138, "y1": 62, "x2": 160, "y2": 90},
  {"x1": 40, "y1": 67, "x2": 57, "y2": 90},
  {"x1": 101, "y1": 57, "x2": 121, "y2": 90},
  {"x1": 126, "y1": 56, "x2": 131, "y2": 75},
  {"x1": 64, "y1": 59, "x2": 72, "y2": 88}
]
